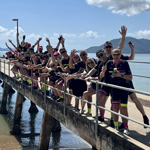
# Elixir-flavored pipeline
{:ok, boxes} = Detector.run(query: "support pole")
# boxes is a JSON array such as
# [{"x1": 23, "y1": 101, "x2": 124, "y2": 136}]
[
  {"x1": 38, "y1": 111, "x2": 53, "y2": 150},
  {"x1": 28, "y1": 101, "x2": 39, "y2": 113},
  {"x1": 0, "y1": 82, "x2": 10, "y2": 114},
  {"x1": 10, "y1": 92, "x2": 24, "y2": 135}
]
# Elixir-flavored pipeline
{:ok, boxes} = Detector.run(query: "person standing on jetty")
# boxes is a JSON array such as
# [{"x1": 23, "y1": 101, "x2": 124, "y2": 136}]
[{"x1": 102, "y1": 49, "x2": 132, "y2": 135}]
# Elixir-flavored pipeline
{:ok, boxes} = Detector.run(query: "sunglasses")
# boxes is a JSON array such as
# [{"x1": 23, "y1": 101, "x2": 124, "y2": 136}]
[
  {"x1": 105, "y1": 45, "x2": 112, "y2": 49},
  {"x1": 112, "y1": 53, "x2": 121, "y2": 56},
  {"x1": 97, "y1": 53, "x2": 103, "y2": 58},
  {"x1": 50, "y1": 64, "x2": 55, "y2": 68},
  {"x1": 80, "y1": 53, "x2": 86, "y2": 57},
  {"x1": 87, "y1": 61, "x2": 94, "y2": 65},
  {"x1": 73, "y1": 56, "x2": 79, "y2": 59},
  {"x1": 60, "y1": 51, "x2": 66, "y2": 54}
]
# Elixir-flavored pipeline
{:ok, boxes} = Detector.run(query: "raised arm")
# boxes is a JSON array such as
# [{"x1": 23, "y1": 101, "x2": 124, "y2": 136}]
[
  {"x1": 46, "y1": 38, "x2": 51, "y2": 46},
  {"x1": 61, "y1": 36, "x2": 65, "y2": 48},
  {"x1": 55, "y1": 35, "x2": 62, "y2": 50},
  {"x1": 33, "y1": 37, "x2": 42, "y2": 49},
  {"x1": 128, "y1": 41, "x2": 135, "y2": 60},
  {"x1": 5, "y1": 42, "x2": 13, "y2": 52},
  {"x1": 8, "y1": 39, "x2": 17, "y2": 50},
  {"x1": 35, "y1": 37, "x2": 42, "y2": 53},
  {"x1": 117, "y1": 25, "x2": 127, "y2": 51},
  {"x1": 21, "y1": 35, "x2": 26, "y2": 47},
  {"x1": 47, "y1": 45, "x2": 57, "y2": 65},
  {"x1": 69, "y1": 49, "x2": 76, "y2": 69}
]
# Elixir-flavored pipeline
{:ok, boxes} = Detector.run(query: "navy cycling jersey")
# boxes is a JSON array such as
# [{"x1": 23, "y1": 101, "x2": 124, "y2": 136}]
[{"x1": 105, "y1": 59, "x2": 132, "y2": 87}]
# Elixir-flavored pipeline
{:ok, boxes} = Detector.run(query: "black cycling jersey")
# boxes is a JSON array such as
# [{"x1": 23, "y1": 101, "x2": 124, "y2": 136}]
[
  {"x1": 75, "y1": 61, "x2": 86, "y2": 72},
  {"x1": 61, "y1": 57, "x2": 70, "y2": 67},
  {"x1": 105, "y1": 59, "x2": 132, "y2": 87},
  {"x1": 19, "y1": 44, "x2": 27, "y2": 52},
  {"x1": 22, "y1": 56, "x2": 31, "y2": 65},
  {"x1": 69, "y1": 63, "x2": 79, "y2": 74}
]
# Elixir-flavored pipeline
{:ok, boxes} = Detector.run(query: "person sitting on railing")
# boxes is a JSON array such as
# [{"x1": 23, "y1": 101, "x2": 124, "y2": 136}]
[
  {"x1": 80, "y1": 49, "x2": 108, "y2": 118},
  {"x1": 78, "y1": 57, "x2": 98, "y2": 116},
  {"x1": 102, "y1": 49, "x2": 132, "y2": 135}
]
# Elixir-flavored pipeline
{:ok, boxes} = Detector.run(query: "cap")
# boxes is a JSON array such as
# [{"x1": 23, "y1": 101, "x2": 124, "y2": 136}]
[
  {"x1": 39, "y1": 45, "x2": 43, "y2": 49},
  {"x1": 13, "y1": 50, "x2": 17, "y2": 53},
  {"x1": 27, "y1": 43, "x2": 31, "y2": 46},
  {"x1": 53, "y1": 52, "x2": 60, "y2": 56}
]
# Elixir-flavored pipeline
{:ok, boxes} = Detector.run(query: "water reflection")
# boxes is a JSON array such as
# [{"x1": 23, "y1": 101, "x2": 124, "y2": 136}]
[
  {"x1": 29, "y1": 113, "x2": 37, "y2": 146},
  {"x1": 51, "y1": 131, "x2": 61, "y2": 148}
]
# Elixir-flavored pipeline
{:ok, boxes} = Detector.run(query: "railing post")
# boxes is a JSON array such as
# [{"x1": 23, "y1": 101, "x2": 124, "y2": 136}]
[
  {"x1": 0, "y1": 59, "x2": 1, "y2": 72},
  {"x1": 31, "y1": 69, "x2": 33, "y2": 94},
  {"x1": 4, "y1": 60, "x2": 5, "y2": 74},
  {"x1": 44, "y1": 76, "x2": 46, "y2": 108},
  {"x1": 8, "y1": 62, "x2": 10, "y2": 77},
  {"x1": 95, "y1": 81, "x2": 99, "y2": 138},
  {"x1": 21, "y1": 67, "x2": 23, "y2": 87},
  {"x1": 63, "y1": 74, "x2": 66, "y2": 117}
]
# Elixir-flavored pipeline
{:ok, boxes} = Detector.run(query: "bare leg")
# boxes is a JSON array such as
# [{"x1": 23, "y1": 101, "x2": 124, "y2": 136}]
[
  {"x1": 79, "y1": 89, "x2": 95, "y2": 115},
  {"x1": 129, "y1": 92, "x2": 146, "y2": 116}
]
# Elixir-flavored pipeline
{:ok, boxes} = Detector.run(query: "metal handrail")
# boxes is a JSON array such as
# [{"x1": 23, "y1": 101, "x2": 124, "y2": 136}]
[
  {"x1": 0, "y1": 60, "x2": 150, "y2": 129},
  {"x1": 128, "y1": 60, "x2": 150, "y2": 64}
]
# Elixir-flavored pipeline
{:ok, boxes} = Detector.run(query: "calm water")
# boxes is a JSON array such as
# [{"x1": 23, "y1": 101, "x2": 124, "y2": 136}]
[{"x1": 0, "y1": 51, "x2": 150, "y2": 149}]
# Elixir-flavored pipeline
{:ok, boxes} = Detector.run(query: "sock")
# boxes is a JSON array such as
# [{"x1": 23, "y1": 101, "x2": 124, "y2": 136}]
[
  {"x1": 16, "y1": 73, "x2": 20, "y2": 77},
  {"x1": 124, "y1": 123, "x2": 128, "y2": 129},
  {"x1": 41, "y1": 84, "x2": 44, "y2": 89},
  {"x1": 88, "y1": 108, "x2": 91, "y2": 114},
  {"x1": 114, "y1": 121, "x2": 118, "y2": 129},
  {"x1": 46, "y1": 85, "x2": 48, "y2": 91},
  {"x1": 100, "y1": 110, "x2": 104, "y2": 118},
  {"x1": 27, "y1": 79, "x2": 31, "y2": 84},
  {"x1": 111, "y1": 113, "x2": 113, "y2": 120},
  {"x1": 23, "y1": 77, "x2": 26, "y2": 81}
]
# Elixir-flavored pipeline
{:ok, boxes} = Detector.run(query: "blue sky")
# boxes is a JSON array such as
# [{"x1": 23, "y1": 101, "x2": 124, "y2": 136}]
[{"x1": 1, "y1": 0, "x2": 150, "y2": 52}]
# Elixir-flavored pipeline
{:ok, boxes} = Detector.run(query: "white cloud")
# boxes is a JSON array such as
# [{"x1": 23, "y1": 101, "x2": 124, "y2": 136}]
[
  {"x1": 128, "y1": 30, "x2": 150, "y2": 39},
  {"x1": 53, "y1": 30, "x2": 102, "y2": 39},
  {"x1": 86, "y1": 0, "x2": 150, "y2": 16},
  {"x1": 80, "y1": 30, "x2": 99, "y2": 38}
]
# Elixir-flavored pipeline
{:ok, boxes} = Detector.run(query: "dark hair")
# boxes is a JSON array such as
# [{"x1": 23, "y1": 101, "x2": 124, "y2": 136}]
[
  {"x1": 104, "y1": 41, "x2": 112, "y2": 47},
  {"x1": 43, "y1": 51, "x2": 48, "y2": 54},
  {"x1": 96, "y1": 49, "x2": 104, "y2": 56},
  {"x1": 29, "y1": 47, "x2": 34, "y2": 52},
  {"x1": 42, "y1": 54, "x2": 49, "y2": 59},
  {"x1": 59, "y1": 48, "x2": 66, "y2": 53}
]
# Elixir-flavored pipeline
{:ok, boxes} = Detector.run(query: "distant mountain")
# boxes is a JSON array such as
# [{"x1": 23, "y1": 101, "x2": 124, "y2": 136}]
[
  {"x1": 0, "y1": 48, "x2": 10, "y2": 51},
  {"x1": 86, "y1": 37, "x2": 150, "y2": 53}
]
